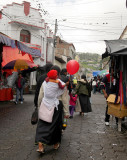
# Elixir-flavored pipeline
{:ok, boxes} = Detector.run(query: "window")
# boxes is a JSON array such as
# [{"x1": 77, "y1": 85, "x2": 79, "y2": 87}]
[{"x1": 20, "y1": 30, "x2": 30, "y2": 43}]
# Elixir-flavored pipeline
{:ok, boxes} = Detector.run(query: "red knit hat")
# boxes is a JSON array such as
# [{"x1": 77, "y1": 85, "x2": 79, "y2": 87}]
[{"x1": 47, "y1": 70, "x2": 58, "y2": 79}]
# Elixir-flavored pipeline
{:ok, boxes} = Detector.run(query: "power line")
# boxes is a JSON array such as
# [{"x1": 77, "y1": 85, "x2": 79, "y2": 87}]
[
  {"x1": 48, "y1": 23, "x2": 121, "y2": 35},
  {"x1": 41, "y1": 0, "x2": 105, "y2": 7}
]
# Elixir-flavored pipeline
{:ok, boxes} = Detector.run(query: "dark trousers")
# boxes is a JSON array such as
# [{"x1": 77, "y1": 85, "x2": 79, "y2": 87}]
[{"x1": 105, "y1": 105, "x2": 118, "y2": 123}]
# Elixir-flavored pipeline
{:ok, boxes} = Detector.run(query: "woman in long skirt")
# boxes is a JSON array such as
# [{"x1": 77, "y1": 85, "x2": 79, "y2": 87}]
[
  {"x1": 35, "y1": 66, "x2": 66, "y2": 153},
  {"x1": 75, "y1": 75, "x2": 92, "y2": 116},
  {"x1": 35, "y1": 101, "x2": 63, "y2": 150}
]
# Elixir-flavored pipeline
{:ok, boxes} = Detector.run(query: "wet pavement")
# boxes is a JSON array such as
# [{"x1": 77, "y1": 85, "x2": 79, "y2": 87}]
[{"x1": 0, "y1": 93, "x2": 127, "y2": 160}]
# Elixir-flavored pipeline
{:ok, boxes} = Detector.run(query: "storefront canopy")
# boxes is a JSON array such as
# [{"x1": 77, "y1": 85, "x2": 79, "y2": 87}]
[
  {"x1": 0, "y1": 33, "x2": 41, "y2": 57},
  {"x1": 17, "y1": 41, "x2": 41, "y2": 57},
  {"x1": 102, "y1": 40, "x2": 127, "y2": 59},
  {"x1": 2, "y1": 46, "x2": 36, "y2": 67},
  {"x1": 0, "y1": 32, "x2": 15, "y2": 48}
]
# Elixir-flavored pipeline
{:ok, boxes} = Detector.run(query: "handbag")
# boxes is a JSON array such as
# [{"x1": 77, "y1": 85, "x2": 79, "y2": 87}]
[
  {"x1": 75, "y1": 97, "x2": 81, "y2": 112},
  {"x1": 39, "y1": 101, "x2": 55, "y2": 123},
  {"x1": 31, "y1": 107, "x2": 38, "y2": 125}
]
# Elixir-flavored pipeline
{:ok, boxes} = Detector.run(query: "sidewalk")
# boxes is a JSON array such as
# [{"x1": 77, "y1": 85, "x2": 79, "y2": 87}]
[{"x1": 0, "y1": 93, "x2": 127, "y2": 160}]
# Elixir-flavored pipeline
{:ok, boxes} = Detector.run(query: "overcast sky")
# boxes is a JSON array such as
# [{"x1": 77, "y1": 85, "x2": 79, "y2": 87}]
[{"x1": 0, "y1": 0, "x2": 127, "y2": 54}]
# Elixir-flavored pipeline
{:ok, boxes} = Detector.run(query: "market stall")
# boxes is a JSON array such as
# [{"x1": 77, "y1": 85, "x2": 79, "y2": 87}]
[
  {"x1": 0, "y1": 33, "x2": 40, "y2": 101},
  {"x1": 102, "y1": 40, "x2": 127, "y2": 131},
  {"x1": 0, "y1": 88, "x2": 13, "y2": 101}
]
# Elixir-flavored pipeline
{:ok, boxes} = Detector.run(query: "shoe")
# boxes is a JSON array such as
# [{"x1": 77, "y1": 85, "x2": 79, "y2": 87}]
[
  {"x1": 69, "y1": 116, "x2": 73, "y2": 119},
  {"x1": 20, "y1": 101, "x2": 23, "y2": 104},
  {"x1": 53, "y1": 143, "x2": 60, "y2": 150},
  {"x1": 105, "y1": 122, "x2": 109, "y2": 126},
  {"x1": 36, "y1": 142, "x2": 45, "y2": 153},
  {"x1": 81, "y1": 112, "x2": 84, "y2": 116},
  {"x1": 36, "y1": 148, "x2": 45, "y2": 153},
  {"x1": 14, "y1": 101, "x2": 17, "y2": 104}
]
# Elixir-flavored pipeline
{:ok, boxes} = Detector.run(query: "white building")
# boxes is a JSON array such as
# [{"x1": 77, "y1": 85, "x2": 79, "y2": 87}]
[{"x1": 0, "y1": 1, "x2": 53, "y2": 88}]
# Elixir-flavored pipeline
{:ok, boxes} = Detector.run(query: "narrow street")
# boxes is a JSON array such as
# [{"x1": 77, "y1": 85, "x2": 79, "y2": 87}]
[{"x1": 0, "y1": 93, "x2": 127, "y2": 160}]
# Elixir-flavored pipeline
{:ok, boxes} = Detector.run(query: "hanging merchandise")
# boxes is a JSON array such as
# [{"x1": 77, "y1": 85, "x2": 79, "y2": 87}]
[
  {"x1": 119, "y1": 71, "x2": 123, "y2": 109},
  {"x1": 109, "y1": 58, "x2": 112, "y2": 89},
  {"x1": 123, "y1": 82, "x2": 126, "y2": 105}
]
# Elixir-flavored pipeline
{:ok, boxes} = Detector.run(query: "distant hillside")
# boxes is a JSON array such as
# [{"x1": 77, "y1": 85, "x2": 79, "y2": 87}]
[{"x1": 77, "y1": 52, "x2": 102, "y2": 74}]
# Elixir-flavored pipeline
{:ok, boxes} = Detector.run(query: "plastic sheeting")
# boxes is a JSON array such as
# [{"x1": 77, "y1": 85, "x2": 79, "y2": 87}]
[
  {"x1": 0, "y1": 33, "x2": 41, "y2": 57},
  {"x1": 17, "y1": 41, "x2": 41, "y2": 57},
  {"x1": 93, "y1": 71, "x2": 101, "y2": 77},
  {"x1": 2, "y1": 46, "x2": 35, "y2": 67},
  {"x1": 0, "y1": 33, "x2": 16, "y2": 48},
  {"x1": 102, "y1": 40, "x2": 127, "y2": 59},
  {"x1": 93, "y1": 70, "x2": 109, "y2": 77}
]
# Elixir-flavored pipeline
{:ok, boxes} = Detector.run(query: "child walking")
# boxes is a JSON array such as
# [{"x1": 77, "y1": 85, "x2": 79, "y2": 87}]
[{"x1": 69, "y1": 91, "x2": 77, "y2": 118}]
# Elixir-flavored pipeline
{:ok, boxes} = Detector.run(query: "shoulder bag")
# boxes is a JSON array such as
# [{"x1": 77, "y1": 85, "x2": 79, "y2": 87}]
[
  {"x1": 39, "y1": 101, "x2": 54, "y2": 123},
  {"x1": 31, "y1": 107, "x2": 38, "y2": 125}
]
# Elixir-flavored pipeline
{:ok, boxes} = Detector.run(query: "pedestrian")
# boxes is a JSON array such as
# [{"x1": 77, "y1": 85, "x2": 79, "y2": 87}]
[
  {"x1": 45, "y1": 70, "x2": 66, "y2": 89},
  {"x1": 15, "y1": 72, "x2": 25, "y2": 104},
  {"x1": 35, "y1": 65, "x2": 68, "y2": 153},
  {"x1": 100, "y1": 68, "x2": 118, "y2": 126},
  {"x1": 59, "y1": 68, "x2": 70, "y2": 118},
  {"x1": 60, "y1": 68, "x2": 69, "y2": 83},
  {"x1": 75, "y1": 74, "x2": 92, "y2": 116},
  {"x1": 69, "y1": 90, "x2": 77, "y2": 118},
  {"x1": 72, "y1": 77, "x2": 77, "y2": 89},
  {"x1": 92, "y1": 77, "x2": 97, "y2": 94},
  {"x1": 34, "y1": 63, "x2": 53, "y2": 107},
  {"x1": 87, "y1": 79, "x2": 93, "y2": 104},
  {"x1": 50, "y1": 66, "x2": 70, "y2": 119}
]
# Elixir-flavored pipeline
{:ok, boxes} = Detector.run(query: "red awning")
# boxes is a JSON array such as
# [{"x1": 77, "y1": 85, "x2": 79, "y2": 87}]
[{"x1": 2, "y1": 46, "x2": 37, "y2": 67}]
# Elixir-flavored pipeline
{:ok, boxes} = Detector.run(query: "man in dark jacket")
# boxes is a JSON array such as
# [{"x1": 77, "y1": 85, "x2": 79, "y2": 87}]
[
  {"x1": 100, "y1": 68, "x2": 118, "y2": 126},
  {"x1": 34, "y1": 63, "x2": 53, "y2": 107},
  {"x1": 60, "y1": 69, "x2": 69, "y2": 83}
]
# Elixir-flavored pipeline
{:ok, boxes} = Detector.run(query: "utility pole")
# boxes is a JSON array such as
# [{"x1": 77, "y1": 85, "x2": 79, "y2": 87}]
[
  {"x1": 52, "y1": 19, "x2": 57, "y2": 64},
  {"x1": 0, "y1": 43, "x2": 3, "y2": 80}
]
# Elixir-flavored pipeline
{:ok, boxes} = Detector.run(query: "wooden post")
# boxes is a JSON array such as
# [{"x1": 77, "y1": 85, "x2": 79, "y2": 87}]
[{"x1": 118, "y1": 118, "x2": 122, "y2": 132}]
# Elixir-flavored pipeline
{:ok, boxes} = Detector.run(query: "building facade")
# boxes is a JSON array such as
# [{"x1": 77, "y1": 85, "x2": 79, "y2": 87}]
[
  {"x1": 0, "y1": 1, "x2": 53, "y2": 87},
  {"x1": 54, "y1": 36, "x2": 76, "y2": 69}
]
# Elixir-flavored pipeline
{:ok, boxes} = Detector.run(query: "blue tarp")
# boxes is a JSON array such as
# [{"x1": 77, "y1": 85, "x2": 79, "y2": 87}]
[
  {"x1": 93, "y1": 70, "x2": 109, "y2": 77},
  {"x1": 93, "y1": 71, "x2": 101, "y2": 77}
]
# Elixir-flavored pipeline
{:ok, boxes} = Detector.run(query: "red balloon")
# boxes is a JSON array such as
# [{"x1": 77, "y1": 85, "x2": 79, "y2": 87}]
[{"x1": 66, "y1": 60, "x2": 79, "y2": 75}]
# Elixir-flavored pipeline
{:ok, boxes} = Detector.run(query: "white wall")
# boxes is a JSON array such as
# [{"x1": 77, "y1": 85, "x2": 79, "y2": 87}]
[{"x1": 0, "y1": 2, "x2": 53, "y2": 87}]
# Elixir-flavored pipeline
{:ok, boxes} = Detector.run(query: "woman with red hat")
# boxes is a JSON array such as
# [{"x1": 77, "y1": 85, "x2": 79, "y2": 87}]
[{"x1": 35, "y1": 67, "x2": 68, "y2": 153}]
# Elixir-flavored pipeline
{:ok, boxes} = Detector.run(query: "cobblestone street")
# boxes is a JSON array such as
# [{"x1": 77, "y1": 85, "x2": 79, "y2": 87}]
[{"x1": 0, "y1": 93, "x2": 127, "y2": 160}]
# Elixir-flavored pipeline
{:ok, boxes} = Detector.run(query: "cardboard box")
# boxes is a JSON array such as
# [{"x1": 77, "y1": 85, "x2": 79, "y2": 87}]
[
  {"x1": 108, "y1": 103, "x2": 127, "y2": 118},
  {"x1": 107, "y1": 94, "x2": 120, "y2": 104}
]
